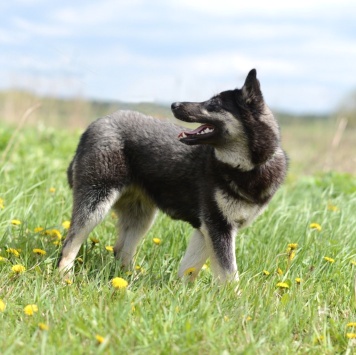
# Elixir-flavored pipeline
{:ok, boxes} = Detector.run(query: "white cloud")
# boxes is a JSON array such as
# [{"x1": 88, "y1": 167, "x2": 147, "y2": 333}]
[
  {"x1": 52, "y1": 1, "x2": 144, "y2": 26},
  {"x1": 173, "y1": 0, "x2": 356, "y2": 17},
  {"x1": 266, "y1": 82, "x2": 340, "y2": 113},
  {"x1": 13, "y1": 0, "x2": 46, "y2": 4},
  {"x1": 0, "y1": 28, "x2": 27, "y2": 43},
  {"x1": 180, "y1": 52, "x2": 296, "y2": 78},
  {"x1": 13, "y1": 17, "x2": 70, "y2": 37}
]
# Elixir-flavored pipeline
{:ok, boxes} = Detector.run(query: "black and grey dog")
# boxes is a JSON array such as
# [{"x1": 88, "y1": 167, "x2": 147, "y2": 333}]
[{"x1": 58, "y1": 69, "x2": 287, "y2": 282}]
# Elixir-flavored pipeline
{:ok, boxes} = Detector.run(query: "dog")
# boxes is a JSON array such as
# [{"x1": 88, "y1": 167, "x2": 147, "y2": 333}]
[{"x1": 58, "y1": 69, "x2": 287, "y2": 282}]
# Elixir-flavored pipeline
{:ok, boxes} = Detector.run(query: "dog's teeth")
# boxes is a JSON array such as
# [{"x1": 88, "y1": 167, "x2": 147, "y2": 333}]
[
  {"x1": 180, "y1": 127, "x2": 214, "y2": 138},
  {"x1": 198, "y1": 127, "x2": 214, "y2": 135}
]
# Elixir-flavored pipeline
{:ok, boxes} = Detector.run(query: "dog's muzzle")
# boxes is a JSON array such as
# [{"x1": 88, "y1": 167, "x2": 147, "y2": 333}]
[{"x1": 171, "y1": 102, "x2": 181, "y2": 111}]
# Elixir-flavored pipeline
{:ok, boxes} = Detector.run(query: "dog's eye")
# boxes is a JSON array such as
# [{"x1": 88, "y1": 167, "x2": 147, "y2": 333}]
[{"x1": 206, "y1": 98, "x2": 221, "y2": 112}]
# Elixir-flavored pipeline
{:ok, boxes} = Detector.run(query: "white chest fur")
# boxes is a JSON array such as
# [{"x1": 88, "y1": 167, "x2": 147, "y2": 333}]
[{"x1": 214, "y1": 189, "x2": 265, "y2": 228}]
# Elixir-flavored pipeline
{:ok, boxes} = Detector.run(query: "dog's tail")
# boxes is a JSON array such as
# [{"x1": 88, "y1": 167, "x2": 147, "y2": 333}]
[{"x1": 67, "y1": 159, "x2": 75, "y2": 189}]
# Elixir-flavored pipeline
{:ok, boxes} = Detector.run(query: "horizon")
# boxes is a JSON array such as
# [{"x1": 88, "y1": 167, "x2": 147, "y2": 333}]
[{"x1": 0, "y1": 88, "x2": 336, "y2": 119}]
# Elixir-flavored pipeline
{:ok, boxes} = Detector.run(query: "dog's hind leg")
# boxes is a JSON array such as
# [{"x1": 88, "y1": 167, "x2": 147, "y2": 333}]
[
  {"x1": 178, "y1": 229, "x2": 209, "y2": 281},
  {"x1": 58, "y1": 187, "x2": 120, "y2": 276},
  {"x1": 113, "y1": 188, "x2": 157, "y2": 269}
]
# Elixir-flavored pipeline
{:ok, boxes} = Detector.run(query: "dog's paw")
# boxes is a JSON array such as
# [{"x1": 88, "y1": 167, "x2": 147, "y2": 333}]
[
  {"x1": 113, "y1": 249, "x2": 134, "y2": 270},
  {"x1": 58, "y1": 258, "x2": 74, "y2": 281}
]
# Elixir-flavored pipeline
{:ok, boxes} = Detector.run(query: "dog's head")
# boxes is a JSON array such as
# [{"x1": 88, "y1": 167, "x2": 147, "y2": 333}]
[{"x1": 171, "y1": 69, "x2": 280, "y2": 166}]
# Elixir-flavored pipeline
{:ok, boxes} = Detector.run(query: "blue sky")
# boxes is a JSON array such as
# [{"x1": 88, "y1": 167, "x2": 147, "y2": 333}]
[{"x1": 1, "y1": 0, "x2": 356, "y2": 114}]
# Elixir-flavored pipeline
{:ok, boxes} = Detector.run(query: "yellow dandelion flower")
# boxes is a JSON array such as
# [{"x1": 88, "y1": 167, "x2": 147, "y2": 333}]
[
  {"x1": 0, "y1": 299, "x2": 6, "y2": 312},
  {"x1": 351, "y1": 260, "x2": 356, "y2": 266},
  {"x1": 327, "y1": 203, "x2": 339, "y2": 212},
  {"x1": 52, "y1": 229, "x2": 62, "y2": 239},
  {"x1": 12, "y1": 264, "x2": 26, "y2": 273},
  {"x1": 276, "y1": 282, "x2": 289, "y2": 289},
  {"x1": 33, "y1": 248, "x2": 46, "y2": 256},
  {"x1": 310, "y1": 223, "x2": 322, "y2": 231},
  {"x1": 347, "y1": 333, "x2": 356, "y2": 339},
  {"x1": 111, "y1": 277, "x2": 128, "y2": 290},
  {"x1": 0, "y1": 256, "x2": 9, "y2": 263},
  {"x1": 38, "y1": 322, "x2": 49, "y2": 331},
  {"x1": 246, "y1": 316, "x2": 252, "y2": 321},
  {"x1": 135, "y1": 265, "x2": 141, "y2": 271},
  {"x1": 49, "y1": 187, "x2": 56, "y2": 193},
  {"x1": 64, "y1": 279, "x2": 73, "y2": 285},
  {"x1": 11, "y1": 219, "x2": 21, "y2": 226},
  {"x1": 347, "y1": 322, "x2": 356, "y2": 327},
  {"x1": 6, "y1": 249, "x2": 16, "y2": 258},
  {"x1": 277, "y1": 268, "x2": 283, "y2": 275},
  {"x1": 34, "y1": 227, "x2": 44, "y2": 233},
  {"x1": 287, "y1": 244, "x2": 298, "y2": 259},
  {"x1": 95, "y1": 334, "x2": 105, "y2": 344},
  {"x1": 263, "y1": 270, "x2": 270, "y2": 276},
  {"x1": 46, "y1": 229, "x2": 62, "y2": 240},
  {"x1": 288, "y1": 251, "x2": 296, "y2": 261},
  {"x1": 62, "y1": 221, "x2": 71, "y2": 229},
  {"x1": 52, "y1": 240, "x2": 61, "y2": 246},
  {"x1": 324, "y1": 256, "x2": 335, "y2": 263},
  {"x1": 76, "y1": 257, "x2": 84, "y2": 263},
  {"x1": 314, "y1": 335, "x2": 324, "y2": 344},
  {"x1": 0, "y1": 198, "x2": 5, "y2": 209},
  {"x1": 90, "y1": 237, "x2": 99, "y2": 244},
  {"x1": 24, "y1": 304, "x2": 38, "y2": 316},
  {"x1": 295, "y1": 277, "x2": 302, "y2": 284},
  {"x1": 153, "y1": 237, "x2": 161, "y2": 245},
  {"x1": 184, "y1": 267, "x2": 196, "y2": 276},
  {"x1": 105, "y1": 245, "x2": 114, "y2": 252},
  {"x1": 224, "y1": 315, "x2": 229, "y2": 322}
]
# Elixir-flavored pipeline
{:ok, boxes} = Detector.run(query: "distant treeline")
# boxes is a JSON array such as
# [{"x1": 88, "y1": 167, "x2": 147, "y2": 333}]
[
  {"x1": 0, "y1": 90, "x2": 173, "y2": 128},
  {"x1": 0, "y1": 89, "x2": 353, "y2": 129}
]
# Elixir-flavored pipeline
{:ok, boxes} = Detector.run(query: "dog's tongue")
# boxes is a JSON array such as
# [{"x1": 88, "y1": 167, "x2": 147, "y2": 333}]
[{"x1": 178, "y1": 124, "x2": 214, "y2": 139}]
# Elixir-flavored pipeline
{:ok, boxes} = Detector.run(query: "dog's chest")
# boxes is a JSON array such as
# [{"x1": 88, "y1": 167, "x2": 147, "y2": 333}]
[{"x1": 214, "y1": 189, "x2": 264, "y2": 228}]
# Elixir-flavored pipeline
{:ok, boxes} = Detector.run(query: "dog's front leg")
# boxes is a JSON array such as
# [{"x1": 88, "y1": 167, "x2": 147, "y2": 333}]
[
  {"x1": 200, "y1": 223, "x2": 238, "y2": 283},
  {"x1": 178, "y1": 229, "x2": 209, "y2": 281}
]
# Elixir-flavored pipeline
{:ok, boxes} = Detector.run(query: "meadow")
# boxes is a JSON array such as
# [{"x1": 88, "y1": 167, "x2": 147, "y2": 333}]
[{"x1": 0, "y1": 98, "x2": 356, "y2": 354}]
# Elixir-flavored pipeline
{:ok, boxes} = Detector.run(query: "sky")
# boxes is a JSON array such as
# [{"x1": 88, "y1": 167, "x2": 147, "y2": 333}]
[{"x1": 1, "y1": 0, "x2": 356, "y2": 114}]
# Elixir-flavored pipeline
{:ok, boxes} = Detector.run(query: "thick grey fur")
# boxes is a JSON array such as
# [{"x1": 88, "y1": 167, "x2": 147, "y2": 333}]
[{"x1": 58, "y1": 69, "x2": 288, "y2": 282}]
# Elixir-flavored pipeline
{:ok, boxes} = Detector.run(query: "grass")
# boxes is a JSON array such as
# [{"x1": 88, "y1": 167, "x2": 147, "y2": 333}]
[{"x1": 1, "y1": 122, "x2": 356, "y2": 354}]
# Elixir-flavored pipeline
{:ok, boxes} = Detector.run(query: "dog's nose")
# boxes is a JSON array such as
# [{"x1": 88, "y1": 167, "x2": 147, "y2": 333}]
[{"x1": 171, "y1": 102, "x2": 181, "y2": 111}]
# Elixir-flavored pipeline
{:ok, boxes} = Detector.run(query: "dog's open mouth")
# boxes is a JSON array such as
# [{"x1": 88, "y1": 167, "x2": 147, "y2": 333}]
[{"x1": 178, "y1": 124, "x2": 215, "y2": 140}]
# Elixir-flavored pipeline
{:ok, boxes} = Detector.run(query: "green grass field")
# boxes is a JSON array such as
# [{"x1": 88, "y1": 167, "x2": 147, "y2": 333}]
[{"x1": 1, "y1": 122, "x2": 356, "y2": 354}]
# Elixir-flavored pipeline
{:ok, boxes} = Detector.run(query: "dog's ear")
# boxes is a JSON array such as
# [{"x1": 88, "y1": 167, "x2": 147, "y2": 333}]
[{"x1": 242, "y1": 69, "x2": 263, "y2": 104}]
